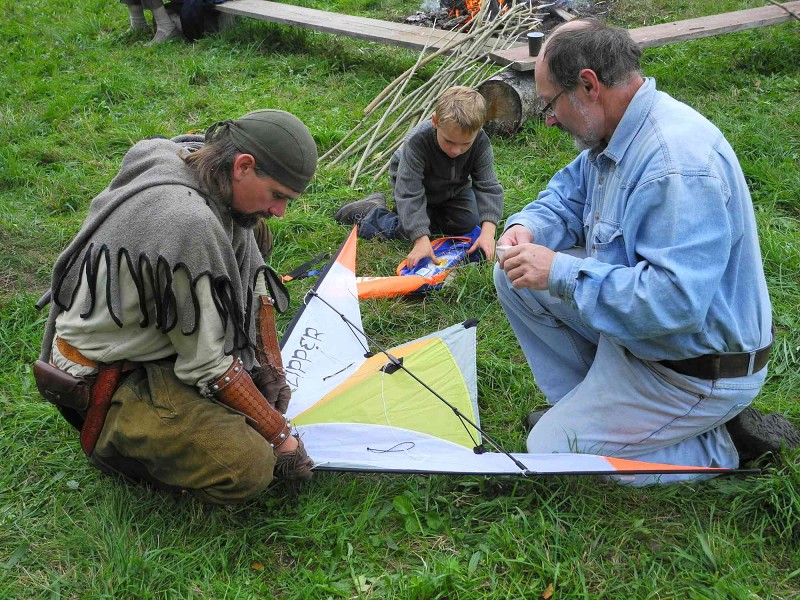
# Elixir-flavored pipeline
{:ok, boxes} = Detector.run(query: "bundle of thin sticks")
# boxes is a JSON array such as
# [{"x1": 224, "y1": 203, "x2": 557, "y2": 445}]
[{"x1": 321, "y1": 2, "x2": 543, "y2": 186}]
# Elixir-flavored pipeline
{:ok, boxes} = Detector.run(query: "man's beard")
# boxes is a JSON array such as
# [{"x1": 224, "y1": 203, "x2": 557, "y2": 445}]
[
  {"x1": 217, "y1": 185, "x2": 268, "y2": 229},
  {"x1": 571, "y1": 101, "x2": 605, "y2": 152},
  {"x1": 573, "y1": 131, "x2": 604, "y2": 152},
  {"x1": 230, "y1": 209, "x2": 269, "y2": 229}
]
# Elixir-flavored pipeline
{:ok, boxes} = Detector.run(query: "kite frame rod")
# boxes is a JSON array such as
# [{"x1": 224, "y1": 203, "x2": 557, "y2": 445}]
[
  {"x1": 305, "y1": 289, "x2": 532, "y2": 474},
  {"x1": 313, "y1": 465, "x2": 760, "y2": 476}
]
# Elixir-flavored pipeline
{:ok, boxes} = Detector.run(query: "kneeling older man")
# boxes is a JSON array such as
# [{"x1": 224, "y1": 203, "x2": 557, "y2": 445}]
[{"x1": 495, "y1": 19, "x2": 798, "y2": 485}]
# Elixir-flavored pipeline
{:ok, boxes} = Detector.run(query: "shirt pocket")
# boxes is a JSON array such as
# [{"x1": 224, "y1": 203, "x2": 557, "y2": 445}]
[{"x1": 591, "y1": 220, "x2": 629, "y2": 266}]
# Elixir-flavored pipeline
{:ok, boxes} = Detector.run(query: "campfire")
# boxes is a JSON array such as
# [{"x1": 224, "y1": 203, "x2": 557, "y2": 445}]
[
  {"x1": 406, "y1": 0, "x2": 612, "y2": 31},
  {"x1": 445, "y1": 0, "x2": 511, "y2": 22}
]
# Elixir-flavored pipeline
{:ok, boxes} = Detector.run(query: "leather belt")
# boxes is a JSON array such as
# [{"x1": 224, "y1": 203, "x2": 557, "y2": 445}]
[
  {"x1": 659, "y1": 342, "x2": 772, "y2": 380},
  {"x1": 48, "y1": 338, "x2": 139, "y2": 454}
]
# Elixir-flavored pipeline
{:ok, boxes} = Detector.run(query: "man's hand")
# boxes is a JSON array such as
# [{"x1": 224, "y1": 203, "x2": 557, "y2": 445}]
[
  {"x1": 406, "y1": 236, "x2": 437, "y2": 269},
  {"x1": 274, "y1": 434, "x2": 313, "y2": 481},
  {"x1": 497, "y1": 224, "x2": 534, "y2": 248},
  {"x1": 252, "y1": 364, "x2": 291, "y2": 414},
  {"x1": 469, "y1": 221, "x2": 497, "y2": 261},
  {"x1": 501, "y1": 243, "x2": 556, "y2": 290}
]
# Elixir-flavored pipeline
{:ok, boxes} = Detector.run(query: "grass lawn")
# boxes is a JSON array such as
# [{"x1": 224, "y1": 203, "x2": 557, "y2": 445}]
[{"x1": 1, "y1": 0, "x2": 798, "y2": 597}]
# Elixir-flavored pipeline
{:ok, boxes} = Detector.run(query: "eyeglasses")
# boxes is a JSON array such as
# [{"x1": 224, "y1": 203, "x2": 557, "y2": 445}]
[{"x1": 542, "y1": 89, "x2": 566, "y2": 118}]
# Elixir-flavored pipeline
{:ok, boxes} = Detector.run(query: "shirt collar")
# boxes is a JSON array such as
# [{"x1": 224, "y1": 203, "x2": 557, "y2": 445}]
[{"x1": 594, "y1": 77, "x2": 656, "y2": 165}]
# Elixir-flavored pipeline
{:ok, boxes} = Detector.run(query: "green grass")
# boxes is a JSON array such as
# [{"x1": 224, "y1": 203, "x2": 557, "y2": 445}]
[{"x1": 1, "y1": 0, "x2": 799, "y2": 597}]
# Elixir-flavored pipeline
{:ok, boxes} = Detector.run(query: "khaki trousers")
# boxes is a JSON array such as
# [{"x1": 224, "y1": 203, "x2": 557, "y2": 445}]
[{"x1": 91, "y1": 361, "x2": 276, "y2": 504}]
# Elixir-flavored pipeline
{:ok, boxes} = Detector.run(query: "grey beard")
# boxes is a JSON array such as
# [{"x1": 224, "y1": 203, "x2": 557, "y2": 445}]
[{"x1": 574, "y1": 136, "x2": 604, "y2": 152}]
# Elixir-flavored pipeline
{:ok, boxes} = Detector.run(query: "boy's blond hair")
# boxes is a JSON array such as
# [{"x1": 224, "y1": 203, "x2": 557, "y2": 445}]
[{"x1": 434, "y1": 86, "x2": 486, "y2": 133}]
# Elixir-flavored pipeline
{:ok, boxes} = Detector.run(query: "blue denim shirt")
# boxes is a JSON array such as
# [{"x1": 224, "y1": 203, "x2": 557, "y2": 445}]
[{"x1": 505, "y1": 78, "x2": 772, "y2": 361}]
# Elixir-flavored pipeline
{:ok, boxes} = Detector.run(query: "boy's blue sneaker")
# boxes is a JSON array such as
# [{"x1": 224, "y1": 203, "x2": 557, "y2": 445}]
[{"x1": 335, "y1": 193, "x2": 386, "y2": 226}]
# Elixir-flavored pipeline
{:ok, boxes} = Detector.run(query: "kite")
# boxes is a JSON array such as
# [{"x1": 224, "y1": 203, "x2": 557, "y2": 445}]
[{"x1": 281, "y1": 227, "x2": 737, "y2": 478}]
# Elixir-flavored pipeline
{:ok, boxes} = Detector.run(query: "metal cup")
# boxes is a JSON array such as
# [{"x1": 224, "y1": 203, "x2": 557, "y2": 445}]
[{"x1": 527, "y1": 31, "x2": 544, "y2": 57}]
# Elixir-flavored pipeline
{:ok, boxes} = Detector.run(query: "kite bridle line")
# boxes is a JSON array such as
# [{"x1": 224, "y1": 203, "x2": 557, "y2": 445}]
[{"x1": 305, "y1": 289, "x2": 532, "y2": 475}]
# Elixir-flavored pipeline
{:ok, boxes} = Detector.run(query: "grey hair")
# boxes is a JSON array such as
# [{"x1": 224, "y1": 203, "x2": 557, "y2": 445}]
[
  {"x1": 183, "y1": 127, "x2": 270, "y2": 205},
  {"x1": 543, "y1": 19, "x2": 642, "y2": 90}
]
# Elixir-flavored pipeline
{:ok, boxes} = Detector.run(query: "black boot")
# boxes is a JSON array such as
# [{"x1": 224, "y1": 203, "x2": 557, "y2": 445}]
[
  {"x1": 726, "y1": 407, "x2": 800, "y2": 462},
  {"x1": 523, "y1": 407, "x2": 550, "y2": 433},
  {"x1": 334, "y1": 193, "x2": 386, "y2": 226}
]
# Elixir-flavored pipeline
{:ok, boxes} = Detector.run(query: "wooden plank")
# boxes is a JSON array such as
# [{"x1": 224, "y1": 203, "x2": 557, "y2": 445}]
[
  {"x1": 629, "y1": 0, "x2": 800, "y2": 48},
  {"x1": 550, "y1": 7, "x2": 577, "y2": 22},
  {"x1": 214, "y1": 0, "x2": 473, "y2": 53},
  {"x1": 490, "y1": 1, "x2": 800, "y2": 72}
]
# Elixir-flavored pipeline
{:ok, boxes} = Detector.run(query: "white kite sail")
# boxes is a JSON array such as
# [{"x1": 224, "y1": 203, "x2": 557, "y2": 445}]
[{"x1": 281, "y1": 228, "x2": 731, "y2": 477}]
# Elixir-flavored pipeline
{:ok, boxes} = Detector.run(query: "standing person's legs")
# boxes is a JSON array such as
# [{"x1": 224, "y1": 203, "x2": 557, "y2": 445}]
[
  {"x1": 141, "y1": 0, "x2": 180, "y2": 43},
  {"x1": 429, "y1": 188, "x2": 479, "y2": 236},
  {"x1": 92, "y1": 361, "x2": 276, "y2": 504},
  {"x1": 120, "y1": 0, "x2": 149, "y2": 31}
]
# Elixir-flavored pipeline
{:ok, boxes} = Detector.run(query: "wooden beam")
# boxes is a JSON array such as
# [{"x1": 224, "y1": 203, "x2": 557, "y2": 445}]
[
  {"x1": 490, "y1": 1, "x2": 800, "y2": 72},
  {"x1": 214, "y1": 0, "x2": 473, "y2": 53}
]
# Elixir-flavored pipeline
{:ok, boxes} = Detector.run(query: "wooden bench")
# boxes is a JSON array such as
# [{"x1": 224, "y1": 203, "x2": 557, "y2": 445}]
[
  {"x1": 491, "y1": 1, "x2": 800, "y2": 71},
  {"x1": 213, "y1": 0, "x2": 800, "y2": 63},
  {"x1": 213, "y1": 0, "x2": 474, "y2": 53}
]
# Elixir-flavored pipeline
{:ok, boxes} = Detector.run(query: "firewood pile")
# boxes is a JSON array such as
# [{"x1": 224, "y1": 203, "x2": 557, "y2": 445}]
[{"x1": 322, "y1": 1, "x2": 543, "y2": 186}]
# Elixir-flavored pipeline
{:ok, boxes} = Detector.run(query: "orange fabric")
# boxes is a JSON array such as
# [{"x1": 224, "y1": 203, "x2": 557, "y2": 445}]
[
  {"x1": 356, "y1": 275, "x2": 439, "y2": 299},
  {"x1": 604, "y1": 456, "x2": 721, "y2": 472},
  {"x1": 57, "y1": 336, "x2": 98, "y2": 369},
  {"x1": 337, "y1": 227, "x2": 358, "y2": 273}
]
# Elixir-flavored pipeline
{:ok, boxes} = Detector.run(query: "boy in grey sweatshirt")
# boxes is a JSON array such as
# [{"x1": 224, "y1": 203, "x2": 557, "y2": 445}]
[{"x1": 335, "y1": 86, "x2": 504, "y2": 268}]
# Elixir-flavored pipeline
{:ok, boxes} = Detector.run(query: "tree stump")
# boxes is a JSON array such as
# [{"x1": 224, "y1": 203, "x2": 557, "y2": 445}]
[{"x1": 478, "y1": 70, "x2": 543, "y2": 136}]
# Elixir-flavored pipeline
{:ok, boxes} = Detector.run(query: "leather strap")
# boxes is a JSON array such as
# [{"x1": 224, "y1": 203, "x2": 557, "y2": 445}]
[
  {"x1": 659, "y1": 342, "x2": 772, "y2": 380},
  {"x1": 257, "y1": 296, "x2": 284, "y2": 372},
  {"x1": 80, "y1": 361, "x2": 124, "y2": 455},
  {"x1": 209, "y1": 357, "x2": 291, "y2": 449}
]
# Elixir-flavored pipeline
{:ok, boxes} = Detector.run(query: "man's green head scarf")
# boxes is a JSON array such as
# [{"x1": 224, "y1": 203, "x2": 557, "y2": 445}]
[{"x1": 206, "y1": 109, "x2": 318, "y2": 193}]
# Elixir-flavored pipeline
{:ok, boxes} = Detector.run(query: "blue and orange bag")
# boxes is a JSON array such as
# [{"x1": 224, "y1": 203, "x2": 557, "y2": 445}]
[{"x1": 356, "y1": 226, "x2": 482, "y2": 299}]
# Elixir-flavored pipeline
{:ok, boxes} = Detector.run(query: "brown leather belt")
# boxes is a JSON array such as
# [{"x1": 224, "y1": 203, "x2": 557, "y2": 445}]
[
  {"x1": 46, "y1": 337, "x2": 137, "y2": 454},
  {"x1": 659, "y1": 343, "x2": 772, "y2": 380}
]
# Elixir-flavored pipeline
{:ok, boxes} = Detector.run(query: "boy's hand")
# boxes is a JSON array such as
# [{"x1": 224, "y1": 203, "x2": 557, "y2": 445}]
[
  {"x1": 407, "y1": 236, "x2": 437, "y2": 269},
  {"x1": 469, "y1": 222, "x2": 498, "y2": 261}
]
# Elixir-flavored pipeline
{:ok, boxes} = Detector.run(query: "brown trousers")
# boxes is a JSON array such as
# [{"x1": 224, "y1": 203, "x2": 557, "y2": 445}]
[{"x1": 91, "y1": 360, "x2": 276, "y2": 504}]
